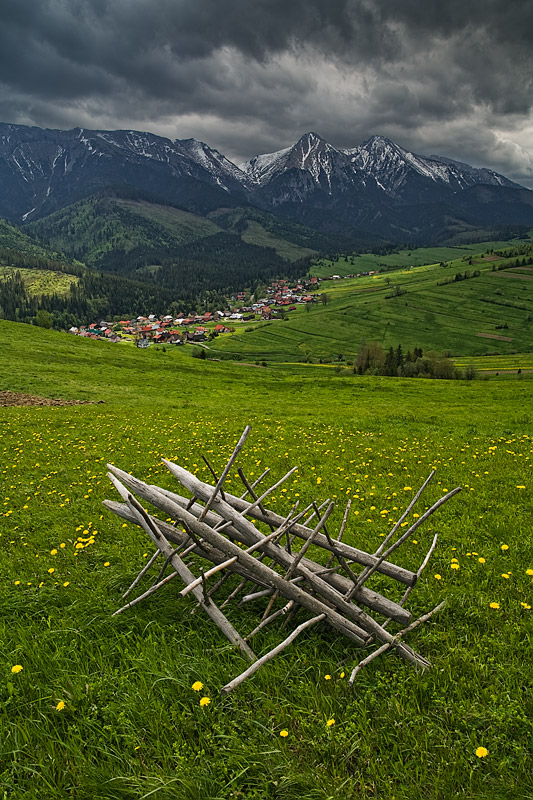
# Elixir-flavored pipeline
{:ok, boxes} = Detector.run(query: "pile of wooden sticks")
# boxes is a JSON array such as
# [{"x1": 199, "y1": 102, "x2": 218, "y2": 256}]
[{"x1": 103, "y1": 426, "x2": 458, "y2": 692}]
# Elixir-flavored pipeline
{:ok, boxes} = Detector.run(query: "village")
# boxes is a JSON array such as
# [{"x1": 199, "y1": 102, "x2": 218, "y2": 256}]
[{"x1": 67, "y1": 276, "x2": 321, "y2": 345}]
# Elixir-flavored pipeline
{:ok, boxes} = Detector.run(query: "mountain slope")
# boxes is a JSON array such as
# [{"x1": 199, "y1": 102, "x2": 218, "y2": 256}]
[{"x1": 25, "y1": 188, "x2": 316, "y2": 287}]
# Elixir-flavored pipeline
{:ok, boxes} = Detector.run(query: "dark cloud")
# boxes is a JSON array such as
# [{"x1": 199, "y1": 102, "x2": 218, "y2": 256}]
[{"x1": 0, "y1": 0, "x2": 531, "y2": 184}]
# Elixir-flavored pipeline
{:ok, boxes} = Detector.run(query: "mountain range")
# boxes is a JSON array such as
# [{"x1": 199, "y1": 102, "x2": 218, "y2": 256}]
[{"x1": 2, "y1": 123, "x2": 533, "y2": 250}]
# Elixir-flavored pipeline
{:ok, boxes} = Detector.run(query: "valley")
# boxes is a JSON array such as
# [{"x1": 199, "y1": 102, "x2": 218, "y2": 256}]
[{"x1": 0, "y1": 121, "x2": 532, "y2": 800}]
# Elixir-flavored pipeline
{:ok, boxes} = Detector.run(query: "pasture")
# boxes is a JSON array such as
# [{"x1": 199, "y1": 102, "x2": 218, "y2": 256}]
[
  {"x1": 210, "y1": 249, "x2": 533, "y2": 363},
  {"x1": 0, "y1": 320, "x2": 532, "y2": 799}
]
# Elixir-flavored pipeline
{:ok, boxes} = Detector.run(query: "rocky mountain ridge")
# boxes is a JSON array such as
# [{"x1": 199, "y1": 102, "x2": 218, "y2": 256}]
[{"x1": 0, "y1": 122, "x2": 531, "y2": 243}]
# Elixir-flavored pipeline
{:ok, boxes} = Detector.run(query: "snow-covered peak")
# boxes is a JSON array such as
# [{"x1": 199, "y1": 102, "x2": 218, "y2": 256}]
[
  {"x1": 241, "y1": 132, "x2": 356, "y2": 193},
  {"x1": 175, "y1": 138, "x2": 251, "y2": 189},
  {"x1": 240, "y1": 144, "x2": 293, "y2": 184}
]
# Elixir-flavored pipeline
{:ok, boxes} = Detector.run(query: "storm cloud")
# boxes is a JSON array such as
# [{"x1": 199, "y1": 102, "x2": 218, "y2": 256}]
[{"x1": 0, "y1": 0, "x2": 532, "y2": 184}]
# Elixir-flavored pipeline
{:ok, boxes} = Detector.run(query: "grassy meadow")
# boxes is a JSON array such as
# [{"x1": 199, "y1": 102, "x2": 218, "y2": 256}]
[
  {"x1": 0, "y1": 319, "x2": 532, "y2": 799},
  {"x1": 311, "y1": 240, "x2": 522, "y2": 278},
  {"x1": 0, "y1": 267, "x2": 79, "y2": 297},
  {"x1": 210, "y1": 248, "x2": 533, "y2": 364}
]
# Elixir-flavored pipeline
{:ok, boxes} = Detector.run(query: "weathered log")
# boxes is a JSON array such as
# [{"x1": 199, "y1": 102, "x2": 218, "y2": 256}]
[
  {"x1": 108, "y1": 475, "x2": 257, "y2": 662},
  {"x1": 221, "y1": 614, "x2": 326, "y2": 695},
  {"x1": 348, "y1": 600, "x2": 446, "y2": 684}
]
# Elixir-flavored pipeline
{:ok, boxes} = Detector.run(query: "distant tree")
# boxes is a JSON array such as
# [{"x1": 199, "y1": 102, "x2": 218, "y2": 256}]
[{"x1": 35, "y1": 309, "x2": 53, "y2": 329}]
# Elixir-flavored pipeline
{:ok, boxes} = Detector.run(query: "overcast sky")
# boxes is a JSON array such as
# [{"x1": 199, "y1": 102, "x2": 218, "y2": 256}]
[{"x1": 1, "y1": 0, "x2": 532, "y2": 185}]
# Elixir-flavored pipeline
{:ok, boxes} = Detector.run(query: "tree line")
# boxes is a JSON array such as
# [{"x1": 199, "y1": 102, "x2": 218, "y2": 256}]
[{"x1": 354, "y1": 342, "x2": 477, "y2": 380}]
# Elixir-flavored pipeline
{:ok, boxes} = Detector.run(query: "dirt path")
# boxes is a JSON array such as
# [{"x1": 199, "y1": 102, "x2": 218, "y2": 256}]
[{"x1": 0, "y1": 391, "x2": 100, "y2": 407}]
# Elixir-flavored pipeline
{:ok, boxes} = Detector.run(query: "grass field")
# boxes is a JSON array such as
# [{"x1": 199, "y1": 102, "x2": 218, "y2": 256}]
[
  {"x1": 0, "y1": 319, "x2": 532, "y2": 799},
  {"x1": 311, "y1": 239, "x2": 524, "y2": 278},
  {"x1": 209, "y1": 248, "x2": 533, "y2": 363}
]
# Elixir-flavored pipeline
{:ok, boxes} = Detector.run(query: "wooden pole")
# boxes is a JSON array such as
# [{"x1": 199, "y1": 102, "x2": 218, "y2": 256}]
[
  {"x1": 221, "y1": 614, "x2": 326, "y2": 694},
  {"x1": 198, "y1": 425, "x2": 251, "y2": 521},
  {"x1": 348, "y1": 601, "x2": 446, "y2": 684}
]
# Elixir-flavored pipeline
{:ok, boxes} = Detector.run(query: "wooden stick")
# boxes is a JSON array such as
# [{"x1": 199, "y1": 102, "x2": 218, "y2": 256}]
[
  {"x1": 108, "y1": 474, "x2": 256, "y2": 662},
  {"x1": 202, "y1": 455, "x2": 226, "y2": 501},
  {"x1": 382, "y1": 534, "x2": 439, "y2": 630},
  {"x1": 122, "y1": 549, "x2": 160, "y2": 599},
  {"x1": 348, "y1": 601, "x2": 446, "y2": 684},
  {"x1": 348, "y1": 487, "x2": 461, "y2": 597},
  {"x1": 221, "y1": 614, "x2": 326, "y2": 694},
  {"x1": 113, "y1": 570, "x2": 181, "y2": 616},
  {"x1": 198, "y1": 425, "x2": 251, "y2": 521},
  {"x1": 245, "y1": 601, "x2": 295, "y2": 641},
  {"x1": 180, "y1": 556, "x2": 239, "y2": 597},
  {"x1": 237, "y1": 468, "x2": 269, "y2": 518},
  {"x1": 375, "y1": 471, "x2": 435, "y2": 557},
  {"x1": 239, "y1": 468, "x2": 270, "y2": 499}
]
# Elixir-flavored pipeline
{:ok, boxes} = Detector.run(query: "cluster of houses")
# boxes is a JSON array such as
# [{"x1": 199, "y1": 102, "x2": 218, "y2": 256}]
[{"x1": 67, "y1": 277, "x2": 322, "y2": 345}]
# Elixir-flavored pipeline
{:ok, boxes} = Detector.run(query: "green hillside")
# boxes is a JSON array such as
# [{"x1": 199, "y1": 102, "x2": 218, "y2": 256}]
[
  {"x1": 0, "y1": 266, "x2": 79, "y2": 297},
  {"x1": 311, "y1": 238, "x2": 522, "y2": 277},
  {"x1": 26, "y1": 190, "x2": 223, "y2": 270},
  {"x1": 25, "y1": 190, "x2": 323, "y2": 281},
  {"x1": 0, "y1": 217, "x2": 63, "y2": 261},
  {"x1": 209, "y1": 243, "x2": 533, "y2": 362},
  {"x1": 209, "y1": 206, "x2": 347, "y2": 260},
  {"x1": 0, "y1": 318, "x2": 532, "y2": 799}
]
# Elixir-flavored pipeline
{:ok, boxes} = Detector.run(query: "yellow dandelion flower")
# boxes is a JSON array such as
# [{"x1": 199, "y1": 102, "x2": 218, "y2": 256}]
[
  {"x1": 326, "y1": 718, "x2": 335, "y2": 727},
  {"x1": 60, "y1": 543, "x2": 65, "y2": 549},
  {"x1": 451, "y1": 563, "x2": 460, "y2": 570},
  {"x1": 63, "y1": 582, "x2": 69, "y2": 587},
  {"x1": 50, "y1": 549, "x2": 57, "y2": 555},
  {"x1": 500, "y1": 544, "x2": 509, "y2": 551},
  {"x1": 47, "y1": 568, "x2": 55, "y2": 574},
  {"x1": 516, "y1": 485, "x2": 525, "y2": 489},
  {"x1": 11, "y1": 664, "x2": 23, "y2": 674},
  {"x1": 340, "y1": 671, "x2": 345, "y2": 678},
  {"x1": 478, "y1": 558, "x2": 486, "y2": 564},
  {"x1": 434, "y1": 574, "x2": 442, "y2": 580},
  {"x1": 199, "y1": 696, "x2": 210, "y2": 706},
  {"x1": 520, "y1": 602, "x2": 531, "y2": 610},
  {"x1": 475, "y1": 746, "x2": 488, "y2": 758},
  {"x1": 324, "y1": 674, "x2": 331, "y2": 680},
  {"x1": 526, "y1": 569, "x2": 533, "y2": 576},
  {"x1": 501, "y1": 573, "x2": 510, "y2": 579},
  {"x1": 104, "y1": 562, "x2": 110, "y2": 567},
  {"x1": 191, "y1": 681, "x2": 203, "y2": 691},
  {"x1": 489, "y1": 602, "x2": 500, "y2": 609},
  {"x1": 279, "y1": 729, "x2": 288, "y2": 737},
  {"x1": 55, "y1": 700, "x2": 66, "y2": 711}
]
